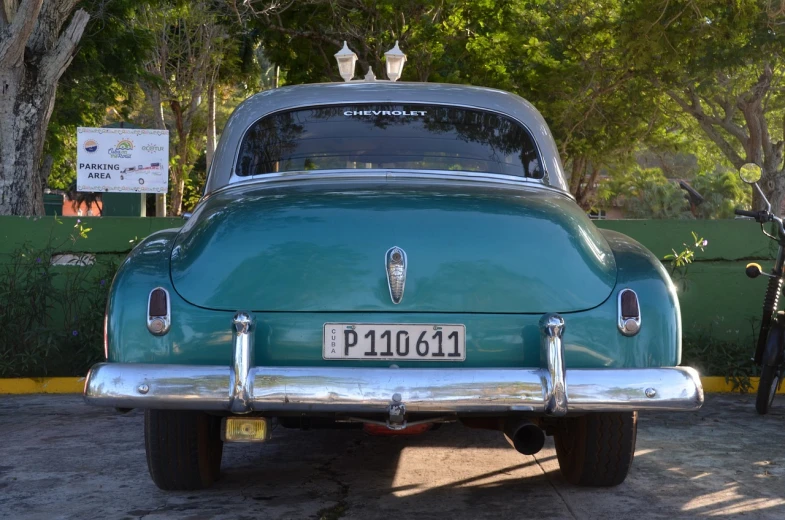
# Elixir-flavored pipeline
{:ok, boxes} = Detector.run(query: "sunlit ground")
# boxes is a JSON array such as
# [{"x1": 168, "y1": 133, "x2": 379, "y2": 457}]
[{"x1": 0, "y1": 394, "x2": 783, "y2": 519}]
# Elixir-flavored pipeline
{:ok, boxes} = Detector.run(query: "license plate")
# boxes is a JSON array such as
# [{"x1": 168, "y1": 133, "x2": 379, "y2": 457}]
[{"x1": 323, "y1": 323, "x2": 466, "y2": 361}]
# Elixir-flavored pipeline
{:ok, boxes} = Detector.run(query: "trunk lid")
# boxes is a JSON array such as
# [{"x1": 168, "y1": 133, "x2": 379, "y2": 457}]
[{"x1": 170, "y1": 181, "x2": 616, "y2": 313}]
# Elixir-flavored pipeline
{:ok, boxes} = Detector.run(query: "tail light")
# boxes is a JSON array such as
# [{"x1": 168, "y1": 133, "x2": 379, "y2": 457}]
[
  {"x1": 147, "y1": 287, "x2": 171, "y2": 335},
  {"x1": 618, "y1": 288, "x2": 641, "y2": 336}
]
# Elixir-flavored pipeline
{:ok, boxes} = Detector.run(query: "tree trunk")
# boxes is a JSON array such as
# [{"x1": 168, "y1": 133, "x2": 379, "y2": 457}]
[
  {"x1": 169, "y1": 100, "x2": 187, "y2": 216},
  {"x1": 577, "y1": 165, "x2": 600, "y2": 210},
  {"x1": 760, "y1": 167, "x2": 785, "y2": 214},
  {"x1": 567, "y1": 155, "x2": 586, "y2": 195},
  {"x1": 206, "y1": 81, "x2": 216, "y2": 172},
  {"x1": 569, "y1": 155, "x2": 600, "y2": 209},
  {"x1": 141, "y1": 83, "x2": 168, "y2": 216},
  {"x1": 171, "y1": 143, "x2": 187, "y2": 215},
  {"x1": 142, "y1": 83, "x2": 166, "y2": 131},
  {"x1": 0, "y1": 2, "x2": 89, "y2": 215}
]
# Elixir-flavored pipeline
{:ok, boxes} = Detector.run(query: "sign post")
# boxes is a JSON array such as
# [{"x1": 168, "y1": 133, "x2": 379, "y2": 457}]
[{"x1": 76, "y1": 128, "x2": 169, "y2": 215}]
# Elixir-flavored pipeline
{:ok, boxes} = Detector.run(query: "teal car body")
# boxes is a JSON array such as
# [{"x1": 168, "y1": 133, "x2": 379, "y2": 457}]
[
  {"x1": 107, "y1": 185, "x2": 680, "y2": 369},
  {"x1": 85, "y1": 81, "x2": 702, "y2": 490},
  {"x1": 101, "y1": 82, "x2": 683, "y2": 371}
]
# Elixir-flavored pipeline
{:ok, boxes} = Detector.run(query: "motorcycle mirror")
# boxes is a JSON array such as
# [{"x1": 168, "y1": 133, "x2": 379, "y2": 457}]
[{"x1": 739, "y1": 163, "x2": 762, "y2": 184}]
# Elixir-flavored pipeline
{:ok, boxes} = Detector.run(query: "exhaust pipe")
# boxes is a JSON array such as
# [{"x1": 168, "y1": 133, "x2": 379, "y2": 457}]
[{"x1": 503, "y1": 418, "x2": 545, "y2": 455}]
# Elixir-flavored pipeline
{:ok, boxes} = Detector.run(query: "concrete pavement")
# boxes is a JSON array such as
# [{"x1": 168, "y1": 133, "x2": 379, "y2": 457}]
[{"x1": 0, "y1": 394, "x2": 783, "y2": 519}]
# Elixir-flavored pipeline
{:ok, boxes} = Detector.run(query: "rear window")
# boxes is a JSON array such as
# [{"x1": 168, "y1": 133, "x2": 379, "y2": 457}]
[{"x1": 235, "y1": 104, "x2": 544, "y2": 179}]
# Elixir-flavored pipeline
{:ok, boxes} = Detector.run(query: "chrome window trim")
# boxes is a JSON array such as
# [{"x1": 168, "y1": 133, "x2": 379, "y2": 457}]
[
  {"x1": 200, "y1": 169, "x2": 577, "y2": 206},
  {"x1": 618, "y1": 288, "x2": 642, "y2": 337},
  {"x1": 224, "y1": 100, "x2": 556, "y2": 192},
  {"x1": 146, "y1": 287, "x2": 171, "y2": 336}
]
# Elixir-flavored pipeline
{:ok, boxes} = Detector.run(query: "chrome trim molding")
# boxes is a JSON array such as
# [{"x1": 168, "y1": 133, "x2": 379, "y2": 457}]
[
  {"x1": 385, "y1": 246, "x2": 407, "y2": 304},
  {"x1": 192, "y1": 169, "x2": 576, "y2": 223},
  {"x1": 618, "y1": 288, "x2": 642, "y2": 336},
  {"x1": 146, "y1": 288, "x2": 171, "y2": 336},
  {"x1": 230, "y1": 312, "x2": 254, "y2": 413},
  {"x1": 212, "y1": 169, "x2": 576, "y2": 202},
  {"x1": 540, "y1": 313, "x2": 567, "y2": 416}
]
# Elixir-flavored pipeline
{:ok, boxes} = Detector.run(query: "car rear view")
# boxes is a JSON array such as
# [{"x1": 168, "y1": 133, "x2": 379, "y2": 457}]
[{"x1": 84, "y1": 82, "x2": 703, "y2": 490}]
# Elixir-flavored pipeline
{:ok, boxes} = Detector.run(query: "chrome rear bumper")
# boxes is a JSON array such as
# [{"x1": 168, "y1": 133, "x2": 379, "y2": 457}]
[
  {"x1": 84, "y1": 363, "x2": 703, "y2": 413},
  {"x1": 84, "y1": 313, "x2": 704, "y2": 414}
]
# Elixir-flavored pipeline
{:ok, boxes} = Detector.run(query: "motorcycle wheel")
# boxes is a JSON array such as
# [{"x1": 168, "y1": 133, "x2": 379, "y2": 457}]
[{"x1": 755, "y1": 364, "x2": 781, "y2": 415}]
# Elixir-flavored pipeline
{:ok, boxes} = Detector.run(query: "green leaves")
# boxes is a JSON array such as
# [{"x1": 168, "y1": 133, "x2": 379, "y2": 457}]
[
  {"x1": 46, "y1": 0, "x2": 155, "y2": 189},
  {"x1": 663, "y1": 231, "x2": 708, "y2": 291},
  {"x1": 40, "y1": 0, "x2": 785, "y2": 209}
]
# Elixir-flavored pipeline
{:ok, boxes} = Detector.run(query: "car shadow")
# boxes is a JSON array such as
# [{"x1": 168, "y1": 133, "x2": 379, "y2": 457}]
[{"x1": 208, "y1": 398, "x2": 785, "y2": 519}]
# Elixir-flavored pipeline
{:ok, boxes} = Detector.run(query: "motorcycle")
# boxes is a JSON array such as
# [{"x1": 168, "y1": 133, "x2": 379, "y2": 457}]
[{"x1": 734, "y1": 163, "x2": 785, "y2": 414}]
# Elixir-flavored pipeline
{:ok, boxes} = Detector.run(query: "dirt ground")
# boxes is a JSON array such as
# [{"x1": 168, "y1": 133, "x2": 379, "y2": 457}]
[{"x1": 0, "y1": 393, "x2": 783, "y2": 520}]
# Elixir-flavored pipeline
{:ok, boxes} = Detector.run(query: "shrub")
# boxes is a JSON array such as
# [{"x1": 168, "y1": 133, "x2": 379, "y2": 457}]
[
  {"x1": 682, "y1": 330, "x2": 759, "y2": 393},
  {"x1": 0, "y1": 220, "x2": 117, "y2": 377}
]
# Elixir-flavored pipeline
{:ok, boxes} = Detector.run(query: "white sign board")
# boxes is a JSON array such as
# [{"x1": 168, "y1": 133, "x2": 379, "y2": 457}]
[{"x1": 76, "y1": 127, "x2": 169, "y2": 193}]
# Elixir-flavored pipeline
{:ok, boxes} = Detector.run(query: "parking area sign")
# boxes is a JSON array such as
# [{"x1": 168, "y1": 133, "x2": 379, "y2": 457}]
[{"x1": 76, "y1": 127, "x2": 169, "y2": 193}]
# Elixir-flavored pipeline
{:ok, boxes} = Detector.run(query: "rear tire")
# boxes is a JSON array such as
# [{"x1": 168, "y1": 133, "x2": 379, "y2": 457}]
[
  {"x1": 756, "y1": 365, "x2": 781, "y2": 415},
  {"x1": 144, "y1": 410, "x2": 223, "y2": 490},
  {"x1": 553, "y1": 412, "x2": 637, "y2": 487}
]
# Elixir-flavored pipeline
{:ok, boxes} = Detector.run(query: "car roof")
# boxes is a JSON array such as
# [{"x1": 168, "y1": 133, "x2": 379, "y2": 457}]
[{"x1": 205, "y1": 81, "x2": 568, "y2": 195}]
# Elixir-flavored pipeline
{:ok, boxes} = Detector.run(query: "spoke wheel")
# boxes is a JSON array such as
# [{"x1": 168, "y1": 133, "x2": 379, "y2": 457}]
[{"x1": 756, "y1": 365, "x2": 781, "y2": 415}]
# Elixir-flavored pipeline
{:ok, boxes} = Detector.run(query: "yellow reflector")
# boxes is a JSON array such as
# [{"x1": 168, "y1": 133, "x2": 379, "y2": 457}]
[{"x1": 222, "y1": 417, "x2": 270, "y2": 443}]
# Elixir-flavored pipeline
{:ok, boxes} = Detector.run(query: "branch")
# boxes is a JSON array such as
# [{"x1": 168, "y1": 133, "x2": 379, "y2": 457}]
[
  {"x1": 265, "y1": 23, "x2": 344, "y2": 50},
  {"x1": 26, "y1": 0, "x2": 81, "y2": 54},
  {"x1": 689, "y1": 90, "x2": 748, "y2": 144},
  {"x1": 235, "y1": 0, "x2": 297, "y2": 18},
  {"x1": 745, "y1": 63, "x2": 773, "y2": 106},
  {"x1": 668, "y1": 89, "x2": 746, "y2": 168},
  {"x1": 1, "y1": 0, "x2": 18, "y2": 26},
  {"x1": 38, "y1": 8, "x2": 89, "y2": 87},
  {"x1": 740, "y1": 65, "x2": 775, "y2": 161},
  {"x1": 0, "y1": 0, "x2": 42, "y2": 66}
]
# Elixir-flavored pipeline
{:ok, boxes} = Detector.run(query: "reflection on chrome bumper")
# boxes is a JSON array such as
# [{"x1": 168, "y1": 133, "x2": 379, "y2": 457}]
[
  {"x1": 85, "y1": 312, "x2": 703, "y2": 414},
  {"x1": 84, "y1": 362, "x2": 704, "y2": 413}
]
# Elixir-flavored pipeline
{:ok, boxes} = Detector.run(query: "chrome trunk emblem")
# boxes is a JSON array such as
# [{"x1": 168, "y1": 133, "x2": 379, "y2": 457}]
[{"x1": 385, "y1": 246, "x2": 407, "y2": 304}]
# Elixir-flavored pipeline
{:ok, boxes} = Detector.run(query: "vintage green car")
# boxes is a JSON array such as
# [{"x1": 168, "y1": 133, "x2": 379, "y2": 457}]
[{"x1": 84, "y1": 81, "x2": 704, "y2": 490}]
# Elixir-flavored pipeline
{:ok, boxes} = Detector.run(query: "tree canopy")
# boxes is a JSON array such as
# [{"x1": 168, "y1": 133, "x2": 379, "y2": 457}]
[{"x1": 7, "y1": 0, "x2": 784, "y2": 217}]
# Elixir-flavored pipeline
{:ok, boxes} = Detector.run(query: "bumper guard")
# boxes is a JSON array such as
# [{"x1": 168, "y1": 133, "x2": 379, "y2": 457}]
[{"x1": 84, "y1": 312, "x2": 704, "y2": 414}]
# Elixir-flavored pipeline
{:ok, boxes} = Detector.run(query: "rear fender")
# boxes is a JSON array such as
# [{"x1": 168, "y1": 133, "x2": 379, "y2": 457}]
[
  {"x1": 106, "y1": 229, "x2": 234, "y2": 364},
  {"x1": 600, "y1": 229, "x2": 681, "y2": 367}
]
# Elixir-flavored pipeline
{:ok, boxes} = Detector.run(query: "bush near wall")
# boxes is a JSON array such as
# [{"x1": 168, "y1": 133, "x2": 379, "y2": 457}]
[
  {"x1": 0, "y1": 217, "x2": 181, "y2": 377},
  {"x1": 0, "y1": 216, "x2": 773, "y2": 379}
]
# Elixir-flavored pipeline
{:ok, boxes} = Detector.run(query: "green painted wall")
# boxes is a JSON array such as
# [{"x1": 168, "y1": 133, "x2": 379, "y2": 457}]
[
  {"x1": 0, "y1": 216, "x2": 773, "y2": 344},
  {"x1": 0, "y1": 216, "x2": 182, "y2": 254},
  {"x1": 596, "y1": 220, "x2": 774, "y2": 344}
]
